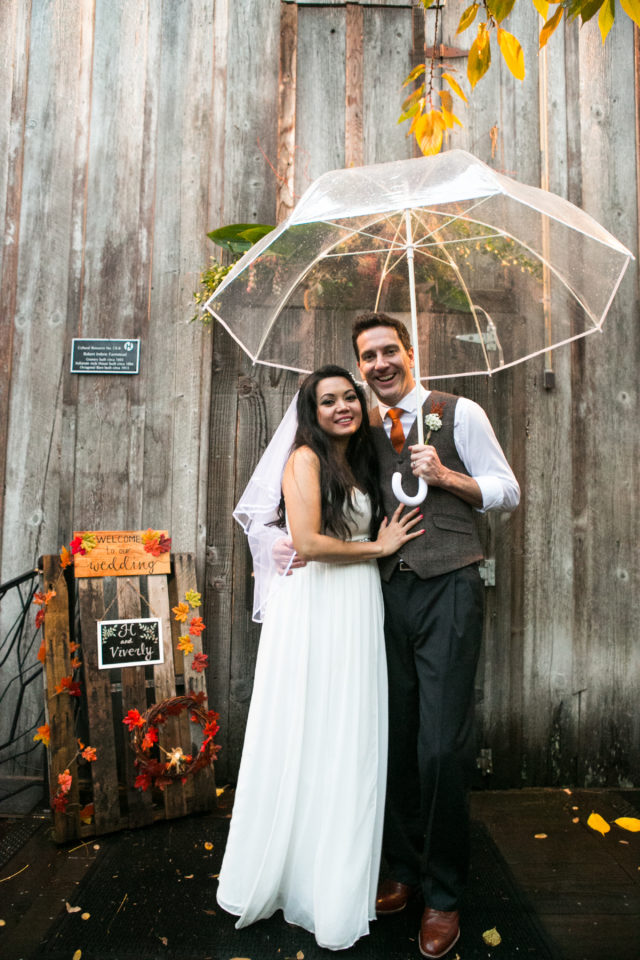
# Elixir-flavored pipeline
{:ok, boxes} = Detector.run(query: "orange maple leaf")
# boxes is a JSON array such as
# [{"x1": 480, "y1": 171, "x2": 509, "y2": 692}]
[
  {"x1": 37, "y1": 640, "x2": 46, "y2": 663},
  {"x1": 33, "y1": 589, "x2": 56, "y2": 607},
  {"x1": 172, "y1": 602, "x2": 189, "y2": 623},
  {"x1": 58, "y1": 769, "x2": 73, "y2": 794},
  {"x1": 33, "y1": 723, "x2": 50, "y2": 747},
  {"x1": 79, "y1": 803, "x2": 94, "y2": 824},
  {"x1": 60, "y1": 545, "x2": 72, "y2": 569},
  {"x1": 81, "y1": 746, "x2": 97, "y2": 762},
  {"x1": 177, "y1": 634, "x2": 194, "y2": 655},
  {"x1": 188, "y1": 616, "x2": 206, "y2": 637}
]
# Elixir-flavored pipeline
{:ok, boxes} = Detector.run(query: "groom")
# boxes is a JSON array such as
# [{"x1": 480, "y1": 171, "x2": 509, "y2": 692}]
[
  {"x1": 275, "y1": 311, "x2": 519, "y2": 957},
  {"x1": 351, "y1": 311, "x2": 519, "y2": 957}
]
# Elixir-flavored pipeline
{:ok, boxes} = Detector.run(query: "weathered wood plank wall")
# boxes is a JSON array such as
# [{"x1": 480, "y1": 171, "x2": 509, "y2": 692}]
[{"x1": 1, "y1": 0, "x2": 638, "y2": 791}]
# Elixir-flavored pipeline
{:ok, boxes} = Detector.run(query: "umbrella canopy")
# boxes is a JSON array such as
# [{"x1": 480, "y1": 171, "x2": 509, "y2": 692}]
[{"x1": 205, "y1": 150, "x2": 632, "y2": 386}]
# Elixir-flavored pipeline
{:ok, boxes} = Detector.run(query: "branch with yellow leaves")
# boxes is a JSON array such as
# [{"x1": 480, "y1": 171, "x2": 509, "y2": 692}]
[{"x1": 401, "y1": 0, "x2": 640, "y2": 156}]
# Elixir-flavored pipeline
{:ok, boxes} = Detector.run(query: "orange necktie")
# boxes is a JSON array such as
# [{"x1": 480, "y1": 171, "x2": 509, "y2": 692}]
[{"x1": 387, "y1": 407, "x2": 405, "y2": 453}]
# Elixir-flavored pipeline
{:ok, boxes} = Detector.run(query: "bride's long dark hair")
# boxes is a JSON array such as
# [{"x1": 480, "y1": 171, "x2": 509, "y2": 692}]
[{"x1": 287, "y1": 364, "x2": 383, "y2": 540}]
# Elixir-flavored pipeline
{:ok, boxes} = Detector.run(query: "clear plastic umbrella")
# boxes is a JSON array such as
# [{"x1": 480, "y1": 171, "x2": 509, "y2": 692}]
[{"x1": 205, "y1": 150, "x2": 632, "y2": 503}]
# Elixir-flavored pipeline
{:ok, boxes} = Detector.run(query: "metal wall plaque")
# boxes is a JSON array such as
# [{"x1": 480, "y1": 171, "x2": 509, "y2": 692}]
[{"x1": 71, "y1": 338, "x2": 140, "y2": 374}]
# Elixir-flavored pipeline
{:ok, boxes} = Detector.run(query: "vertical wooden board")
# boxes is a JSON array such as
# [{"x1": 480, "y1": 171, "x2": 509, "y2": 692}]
[
  {"x1": 345, "y1": 3, "x2": 364, "y2": 169},
  {"x1": 4, "y1": 0, "x2": 94, "y2": 581},
  {"x1": 42, "y1": 556, "x2": 80, "y2": 841},
  {"x1": 438, "y1": 4, "x2": 497, "y2": 162},
  {"x1": 170, "y1": 554, "x2": 216, "y2": 807},
  {"x1": 294, "y1": 3, "x2": 346, "y2": 195},
  {"x1": 223, "y1": 0, "x2": 280, "y2": 224},
  {"x1": 166, "y1": 557, "x2": 197, "y2": 810},
  {"x1": 78, "y1": 579, "x2": 122, "y2": 834},
  {"x1": 0, "y1": 0, "x2": 28, "y2": 566},
  {"x1": 116, "y1": 577, "x2": 154, "y2": 827},
  {"x1": 208, "y1": 0, "x2": 282, "y2": 782},
  {"x1": 204, "y1": 331, "x2": 241, "y2": 784},
  {"x1": 572, "y1": 18, "x2": 639, "y2": 786},
  {"x1": 143, "y1": 1, "x2": 216, "y2": 574},
  {"x1": 147, "y1": 573, "x2": 187, "y2": 818},
  {"x1": 226, "y1": 371, "x2": 298, "y2": 777},
  {"x1": 277, "y1": 0, "x2": 298, "y2": 221},
  {"x1": 362, "y1": 5, "x2": 414, "y2": 165},
  {"x1": 72, "y1": 0, "x2": 157, "y2": 529}
]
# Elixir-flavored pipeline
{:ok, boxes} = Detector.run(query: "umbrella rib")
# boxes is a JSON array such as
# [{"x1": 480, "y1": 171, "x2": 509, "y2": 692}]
[
  {"x1": 415, "y1": 205, "x2": 603, "y2": 329},
  {"x1": 251, "y1": 217, "x2": 394, "y2": 363},
  {"x1": 426, "y1": 229, "x2": 493, "y2": 374},
  {"x1": 375, "y1": 217, "x2": 406, "y2": 311}
]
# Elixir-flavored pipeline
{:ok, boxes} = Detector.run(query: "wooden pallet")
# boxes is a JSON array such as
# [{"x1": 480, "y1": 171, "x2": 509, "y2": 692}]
[{"x1": 41, "y1": 554, "x2": 216, "y2": 842}]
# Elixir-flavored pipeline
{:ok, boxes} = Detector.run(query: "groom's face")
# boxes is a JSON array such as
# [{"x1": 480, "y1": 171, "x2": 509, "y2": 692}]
[{"x1": 356, "y1": 326, "x2": 415, "y2": 407}]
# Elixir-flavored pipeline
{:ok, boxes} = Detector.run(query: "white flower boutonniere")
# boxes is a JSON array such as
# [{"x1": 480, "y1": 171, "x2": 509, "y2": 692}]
[{"x1": 424, "y1": 401, "x2": 445, "y2": 443}]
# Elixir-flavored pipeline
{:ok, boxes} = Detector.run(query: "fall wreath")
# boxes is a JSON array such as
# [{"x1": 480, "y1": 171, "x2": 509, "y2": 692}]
[{"x1": 124, "y1": 693, "x2": 220, "y2": 792}]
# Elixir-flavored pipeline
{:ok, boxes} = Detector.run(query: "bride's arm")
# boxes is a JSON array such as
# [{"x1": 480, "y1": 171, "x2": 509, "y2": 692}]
[{"x1": 283, "y1": 447, "x2": 423, "y2": 563}]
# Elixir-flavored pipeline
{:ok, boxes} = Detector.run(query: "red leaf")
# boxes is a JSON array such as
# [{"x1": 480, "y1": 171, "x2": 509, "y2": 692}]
[
  {"x1": 35, "y1": 609, "x2": 46, "y2": 629},
  {"x1": 51, "y1": 792, "x2": 70, "y2": 812},
  {"x1": 70, "y1": 535, "x2": 85, "y2": 556},
  {"x1": 122, "y1": 708, "x2": 145, "y2": 730},
  {"x1": 191, "y1": 652, "x2": 209, "y2": 673},
  {"x1": 188, "y1": 616, "x2": 206, "y2": 637}
]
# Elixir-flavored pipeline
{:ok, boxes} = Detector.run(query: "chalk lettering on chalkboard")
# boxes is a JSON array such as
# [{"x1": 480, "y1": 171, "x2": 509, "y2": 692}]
[{"x1": 98, "y1": 618, "x2": 163, "y2": 669}]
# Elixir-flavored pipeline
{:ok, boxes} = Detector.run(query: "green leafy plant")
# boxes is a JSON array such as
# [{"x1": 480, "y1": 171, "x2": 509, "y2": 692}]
[{"x1": 191, "y1": 223, "x2": 275, "y2": 325}]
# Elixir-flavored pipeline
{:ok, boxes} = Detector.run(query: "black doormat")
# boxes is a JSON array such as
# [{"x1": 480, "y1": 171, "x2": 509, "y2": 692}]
[{"x1": 34, "y1": 815, "x2": 560, "y2": 960}]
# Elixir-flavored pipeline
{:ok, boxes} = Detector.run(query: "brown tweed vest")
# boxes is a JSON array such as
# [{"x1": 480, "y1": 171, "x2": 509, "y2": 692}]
[{"x1": 370, "y1": 390, "x2": 484, "y2": 582}]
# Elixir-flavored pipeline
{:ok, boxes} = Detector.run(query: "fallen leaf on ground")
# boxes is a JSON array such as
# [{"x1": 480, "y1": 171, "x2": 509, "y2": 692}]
[
  {"x1": 0, "y1": 919, "x2": 5, "y2": 926},
  {"x1": 204, "y1": 841, "x2": 214, "y2": 850},
  {"x1": 587, "y1": 812, "x2": 610, "y2": 836},
  {"x1": 482, "y1": 927, "x2": 502, "y2": 946},
  {"x1": 72, "y1": 951, "x2": 82, "y2": 960},
  {"x1": 534, "y1": 833, "x2": 547, "y2": 839},
  {"x1": 65, "y1": 902, "x2": 81, "y2": 913},
  {"x1": 572, "y1": 817, "x2": 579, "y2": 823},
  {"x1": 81, "y1": 912, "x2": 90, "y2": 920},
  {"x1": 159, "y1": 936, "x2": 168, "y2": 946},
  {"x1": 619, "y1": 840, "x2": 629, "y2": 845},
  {"x1": 572, "y1": 805, "x2": 579, "y2": 811},
  {"x1": 614, "y1": 817, "x2": 640, "y2": 832},
  {"x1": 563, "y1": 788, "x2": 572, "y2": 794}
]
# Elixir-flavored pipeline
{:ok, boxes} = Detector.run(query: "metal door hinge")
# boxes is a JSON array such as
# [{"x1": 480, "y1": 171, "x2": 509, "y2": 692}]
[
  {"x1": 478, "y1": 558, "x2": 495, "y2": 587},
  {"x1": 477, "y1": 748, "x2": 493, "y2": 775}
]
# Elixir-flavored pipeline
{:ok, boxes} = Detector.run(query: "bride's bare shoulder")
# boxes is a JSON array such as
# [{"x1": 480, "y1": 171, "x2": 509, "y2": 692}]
[{"x1": 284, "y1": 445, "x2": 320, "y2": 479}]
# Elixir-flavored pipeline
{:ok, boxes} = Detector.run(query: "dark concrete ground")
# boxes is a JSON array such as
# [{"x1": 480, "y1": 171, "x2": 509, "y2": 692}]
[{"x1": 1, "y1": 788, "x2": 639, "y2": 960}]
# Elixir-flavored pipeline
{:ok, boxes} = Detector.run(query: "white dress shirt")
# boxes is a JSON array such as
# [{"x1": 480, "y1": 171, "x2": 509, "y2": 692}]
[{"x1": 377, "y1": 386, "x2": 520, "y2": 514}]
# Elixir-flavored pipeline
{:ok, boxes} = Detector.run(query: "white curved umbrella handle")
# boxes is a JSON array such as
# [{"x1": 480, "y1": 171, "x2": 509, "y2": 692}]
[{"x1": 391, "y1": 471, "x2": 428, "y2": 506}]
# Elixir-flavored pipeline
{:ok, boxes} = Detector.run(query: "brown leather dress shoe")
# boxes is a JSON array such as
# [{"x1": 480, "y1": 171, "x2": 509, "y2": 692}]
[
  {"x1": 375, "y1": 878, "x2": 418, "y2": 914},
  {"x1": 419, "y1": 907, "x2": 460, "y2": 958}
]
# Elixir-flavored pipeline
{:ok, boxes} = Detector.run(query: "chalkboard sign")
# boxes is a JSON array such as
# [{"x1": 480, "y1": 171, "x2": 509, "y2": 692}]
[
  {"x1": 98, "y1": 618, "x2": 163, "y2": 669},
  {"x1": 71, "y1": 338, "x2": 140, "y2": 374}
]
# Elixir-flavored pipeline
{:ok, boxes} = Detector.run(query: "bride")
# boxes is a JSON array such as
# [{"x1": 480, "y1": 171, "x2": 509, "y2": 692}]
[{"x1": 216, "y1": 365, "x2": 423, "y2": 950}]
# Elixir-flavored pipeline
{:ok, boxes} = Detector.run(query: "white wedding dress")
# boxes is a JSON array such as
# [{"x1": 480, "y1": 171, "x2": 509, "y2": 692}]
[{"x1": 217, "y1": 489, "x2": 387, "y2": 950}]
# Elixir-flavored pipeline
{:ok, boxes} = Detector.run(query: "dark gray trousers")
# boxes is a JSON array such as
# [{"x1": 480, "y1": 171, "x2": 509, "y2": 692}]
[{"x1": 381, "y1": 563, "x2": 484, "y2": 911}]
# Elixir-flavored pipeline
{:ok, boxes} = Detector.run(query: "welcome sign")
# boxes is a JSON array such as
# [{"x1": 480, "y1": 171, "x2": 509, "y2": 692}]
[{"x1": 73, "y1": 530, "x2": 171, "y2": 578}]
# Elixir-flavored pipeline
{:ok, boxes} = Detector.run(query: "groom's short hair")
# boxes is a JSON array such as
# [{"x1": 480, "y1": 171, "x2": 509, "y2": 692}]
[{"x1": 351, "y1": 312, "x2": 412, "y2": 360}]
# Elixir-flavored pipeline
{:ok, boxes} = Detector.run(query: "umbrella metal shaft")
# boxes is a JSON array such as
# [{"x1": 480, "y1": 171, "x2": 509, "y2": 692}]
[{"x1": 404, "y1": 210, "x2": 424, "y2": 445}]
